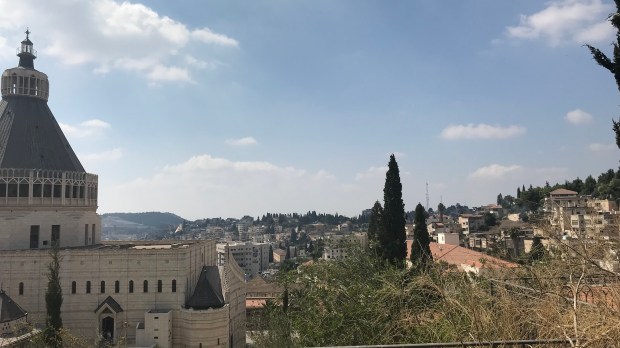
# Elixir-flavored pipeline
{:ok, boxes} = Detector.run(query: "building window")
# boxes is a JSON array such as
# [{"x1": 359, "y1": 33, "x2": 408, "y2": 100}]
[
  {"x1": 115, "y1": 281, "x2": 120, "y2": 293},
  {"x1": 91, "y1": 224, "x2": 96, "y2": 245},
  {"x1": 30, "y1": 225, "x2": 39, "y2": 249},
  {"x1": 86, "y1": 281, "x2": 91, "y2": 294},
  {"x1": 71, "y1": 281, "x2": 76, "y2": 294},
  {"x1": 51, "y1": 225, "x2": 60, "y2": 246},
  {"x1": 18, "y1": 282, "x2": 23, "y2": 295},
  {"x1": 157, "y1": 280, "x2": 162, "y2": 293},
  {"x1": 143, "y1": 280, "x2": 148, "y2": 293},
  {"x1": 100, "y1": 281, "x2": 105, "y2": 294},
  {"x1": 129, "y1": 280, "x2": 134, "y2": 293},
  {"x1": 172, "y1": 279, "x2": 176, "y2": 293},
  {"x1": 84, "y1": 224, "x2": 88, "y2": 246}
]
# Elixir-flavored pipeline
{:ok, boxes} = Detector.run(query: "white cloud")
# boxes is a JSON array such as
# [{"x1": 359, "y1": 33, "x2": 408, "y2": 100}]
[
  {"x1": 82, "y1": 148, "x2": 123, "y2": 162},
  {"x1": 106, "y1": 154, "x2": 372, "y2": 219},
  {"x1": 60, "y1": 119, "x2": 111, "y2": 138},
  {"x1": 440, "y1": 123, "x2": 526, "y2": 140},
  {"x1": 225, "y1": 137, "x2": 258, "y2": 146},
  {"x1": 0, "y1": 0, "x2": 238, "y2": 83},
  {"x1": 505, "y1": 0, "x2": 613, "y2": 46},
  {"x1": 588, "y1": 142, "x2": 616, "y2": 151},
  {"x1": 355, "y1": 166, "x2": 387, "y2": 181},
  {"x1": 191, "y1": 28, "x2": 238, "y2": 47},
  {"x1": 469, "y1": 164, "x2": 523, "y2": 179},
  {"x1": 565, "y1": 109, "x2": 593, "y2": 124}
]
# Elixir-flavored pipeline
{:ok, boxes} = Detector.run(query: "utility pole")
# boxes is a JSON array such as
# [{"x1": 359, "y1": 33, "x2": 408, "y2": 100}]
[{"x1": 425, "y1": 182, "x2": 430, "y2": 212}]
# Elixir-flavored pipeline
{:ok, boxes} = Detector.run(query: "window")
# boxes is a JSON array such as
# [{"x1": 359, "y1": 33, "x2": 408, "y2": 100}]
[
  {"x1": 129, "y1": 280, "x2": 134, "y2": 293},
  {"x1": 71, "y1": 281, "x2": 76, "y2": 294},
  {"x1": 84, "y1": 224, "x2": 88, "y2": 246},
  {"x1": 51, "y1": 225, "x2": 60, "y2": 246},
  {"x1": 157, "y1": 280, "x2": 162, "y2": 293},
  {"x1": 18, "y1": 282, "x2": 23, "y2": 295},
  {"x1": 91, "y1": 224, "x2": 96, "y2": 245},
  {"x1": 172, "y1": 279, "x2": 176, "y2": 293},
  {"x1": 100, "y1": 281, "x2": 105, "y2": 294},
  {"x1": 143, "y1": 280, "x2": 148, "y2": 293},
  {"x1": 30, "y1": 225, "x2": 39, "y2": 249},
  {"x1": 86, "y1": 281, "x2": 91, "y2": 294},
  {"x1": 115, "y1": 281, "x2": 120, "y2": 293}
]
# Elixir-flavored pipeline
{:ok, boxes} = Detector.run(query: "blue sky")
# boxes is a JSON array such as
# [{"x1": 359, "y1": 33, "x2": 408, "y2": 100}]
[{"x1": 0, "y1": 0, "x2": 618, "y2": 219}]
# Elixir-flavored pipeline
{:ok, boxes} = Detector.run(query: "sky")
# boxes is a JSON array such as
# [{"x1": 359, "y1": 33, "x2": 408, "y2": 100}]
[{"x1": 0, "y1": 0, "x2": 619, "y2": 220}]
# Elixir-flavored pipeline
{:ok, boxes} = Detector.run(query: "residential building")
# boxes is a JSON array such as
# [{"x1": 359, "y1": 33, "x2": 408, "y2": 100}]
[
  {"x1": 322, "y1": 232, "x2": 368, "y2": 261},
  {"x1": 216, "y1": 242, "x2": 271, "y2": 279},
  {"x1": 458, "y1": 214, "x2": 484, "y2": 235}
]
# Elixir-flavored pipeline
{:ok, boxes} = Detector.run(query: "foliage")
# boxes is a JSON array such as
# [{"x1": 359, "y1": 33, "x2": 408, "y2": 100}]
[
  {"x1": 410, "y1": 203, "x2": 432, "y2": 268},
  {"x1": 44, "y1": 244, "x2": 63, "y2": 348},
  {"x1": 484, "y1": 212, "x2": 497, "y2": 227},
  {"x1": 379, "y1": 154, "x2": 407, "y2": 266},
  {"x1": 586, "y1": 0, "x2": 620, "y2": 149}
]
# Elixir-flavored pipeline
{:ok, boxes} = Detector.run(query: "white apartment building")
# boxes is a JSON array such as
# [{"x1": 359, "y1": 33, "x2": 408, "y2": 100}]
[
  {"x1": 217, "y1": 242, "x2": 271, "y2": 279},
  {"x1": 322, "y1": 232, "x2": 368, "y2": 261}
]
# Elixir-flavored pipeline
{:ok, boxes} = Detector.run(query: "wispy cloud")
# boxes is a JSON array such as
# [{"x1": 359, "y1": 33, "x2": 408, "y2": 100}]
[
  {"x1": 505, "y1": 0, "x2": 613, "y2": 46},
  {"x1": 225, "y1": 136, "x2": 258, "y2": 146},
  {"x1": 60, "y1": 119, "x2": 111, "y2": 138},
  {"x1": 469, "y1": 164, "x2": 523, "y2": 179},
  {"x1": 82, "y1": 148, "x2": 123, "y2": 162},
  {"x1": 588, "y1": 142, "x2": 616, "y2": 152},
  {"x1": 440, "y1": 123, "x2": 525, "y2": 140},
  {"x1": 565, "y1": 109, "x2": 593, "y2": 125}
]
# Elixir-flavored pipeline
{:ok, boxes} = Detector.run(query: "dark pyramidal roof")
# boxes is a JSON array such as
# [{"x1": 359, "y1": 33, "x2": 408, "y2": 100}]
[
  {"x1": 0, "y1": 97, "x2": 84, "y2": 171},
  {"x1": 186, "y1": 266, "x2": 225, "y2": 310},
  {"x1": 0, "y1": 290, "x2": 27, "y2": 323}
]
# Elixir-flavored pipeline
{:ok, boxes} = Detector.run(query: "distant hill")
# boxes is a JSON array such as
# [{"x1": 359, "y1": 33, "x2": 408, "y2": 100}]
[{"x1": 101, "y1": 212, "x2": 185, "y2": 229}]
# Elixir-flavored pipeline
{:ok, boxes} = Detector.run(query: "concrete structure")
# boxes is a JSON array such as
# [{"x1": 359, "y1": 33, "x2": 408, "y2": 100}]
[
  {"x1": 0, "y1": 33, "x2": 246, "y2": 347},
  {"x1": 437, "y1": 232, "x2": 460, "y2": 245},
  {"x1": 216, "y1": 242, "x2": 270, "y2": 279},
  {"x1": 322, "y1": 232, "x2": 368, "y2": 261},
  {"x1": 458, "y1": 214, "x2": 484, "y2": 235}
]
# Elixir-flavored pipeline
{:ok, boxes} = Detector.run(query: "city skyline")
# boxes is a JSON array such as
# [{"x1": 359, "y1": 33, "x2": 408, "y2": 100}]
[{"x1": 0, "y1": 0, "x2": 617, "y2": 219}]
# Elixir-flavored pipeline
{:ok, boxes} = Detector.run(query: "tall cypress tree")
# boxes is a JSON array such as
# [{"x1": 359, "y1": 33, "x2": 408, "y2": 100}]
[
  {"x1": 410, "y1": 203, "x2": 432, "y2": 268},
  {"x1": 380, "y1": 154, "x2": 407, "y2": 266},
  {"x1": 586, "y1": 0, "x2": 620, "y2": 149},
  {"x1": 44, "y1": 244, "x2": 63, "y2": 348}
]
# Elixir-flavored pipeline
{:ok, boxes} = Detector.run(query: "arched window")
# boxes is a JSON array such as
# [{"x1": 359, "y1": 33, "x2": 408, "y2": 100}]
[
  {"x1": 115, "y1": 281, "x2": 120, "y2": 293},
  {"x1": 172, "y1": 279, "x2": 177, "y2": 293},
  {"x1": 129, "y1": 280, "x2": 134, "y2": 293},
  {"x1": 18, "y1": 282, "x2": 23, "y2": 295},
  {"x1": 157, "y1": 280, "x2": 162, "y2": 293},
  {"x1": 143, "y1": 280, "x2": 148, "y2": 293},
  {"x1": 100, "y1": 281, "x2": 105, "y2": 294},
  {"x1": 71, "y1": 281, "x2": 76, "y2": 294},
  {"x1": 86, "y1": 281, "x2": 91, "y2": 294}
]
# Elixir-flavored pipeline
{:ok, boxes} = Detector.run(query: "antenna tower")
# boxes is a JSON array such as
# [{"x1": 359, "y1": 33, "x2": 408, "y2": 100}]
[{"x1": 426, "y1": 182, "x2": 430, "y2": 211}]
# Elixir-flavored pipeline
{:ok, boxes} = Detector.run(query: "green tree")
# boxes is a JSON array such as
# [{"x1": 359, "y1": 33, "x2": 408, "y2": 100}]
[
  {"x1": 437, "y1": 202, "x2": 446, "y2": 222},
  {"x1": 290, "y1": 229, "x2": 298, "y2": 245},
  {"x1": 380, "y1": 154, "x2": 407, "y2": 266},
  {"x1": 529, "y1": 236, "x2": 545, "y2": 263},
  {"x1": 586, "y1": 0, "x2": 620, "y2": 149},
  {"x1": 583, "y1": 175, "x2": 597, "y2": 195},
  {"x1": 410, "y1": 203, "x2": 432, "y2": 268},
  {"x1": 496, "y1": 193, "x2": 503, "y2": 206},
  {"x1": 484, "y1": 212, "x2": 497, "y2": 227},
  {"x1": 44, "y1": 244, "x2": 63, "y2": 348},
  {"x1": 367, "y1": 201, "x2": 384, "y2": 251}
]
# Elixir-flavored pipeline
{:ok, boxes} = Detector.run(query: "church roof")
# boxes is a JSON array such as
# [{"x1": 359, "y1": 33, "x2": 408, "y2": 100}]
[
  {"x1": 0, "y1": 97, "x2": 84, "y2": 171},
  {"x1": 0, "y1": 290, "x2": 27, "y2": 323},
  {"x1": 186, "y1": 266, "x2": 225, "y2": 310},
  {"x1": 94, "y1": 296, "x2": 123, "y2": 314}
]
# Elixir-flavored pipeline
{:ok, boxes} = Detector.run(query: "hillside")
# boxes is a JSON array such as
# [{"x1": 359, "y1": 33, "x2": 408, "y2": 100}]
[{"x1": 102, "y1": 212, "x2": 185, "y2": 228}]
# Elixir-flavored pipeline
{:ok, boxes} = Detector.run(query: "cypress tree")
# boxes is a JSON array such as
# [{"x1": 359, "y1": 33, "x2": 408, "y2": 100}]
[
  {"x1": 380, "y1": 154, "x2": 407, "y2": 266},
  {"x1": 410, "y1": 203, "x2": 432, "y2": 268},
  {"x1": 44, "y1": 244, "x2": 63, "y2": 348},
  {"x1": 586, "y1": 0, "x2": 620, "y2": 149}
]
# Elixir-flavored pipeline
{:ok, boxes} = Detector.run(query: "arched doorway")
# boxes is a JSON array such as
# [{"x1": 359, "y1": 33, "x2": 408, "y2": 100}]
[{"x1": 102, "y1": 316, "x2": 114, "y2": 341}]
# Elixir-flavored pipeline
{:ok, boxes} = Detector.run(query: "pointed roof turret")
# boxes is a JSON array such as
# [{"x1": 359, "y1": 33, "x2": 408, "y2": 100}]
[{"x1": 17, "y1": 28, "x2": 37, "y2": 69}]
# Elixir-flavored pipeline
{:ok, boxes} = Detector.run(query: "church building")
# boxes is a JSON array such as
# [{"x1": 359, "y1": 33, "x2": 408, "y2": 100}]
[{"x1": 0, "y1": 32, "x2": 245, "y2": 347}]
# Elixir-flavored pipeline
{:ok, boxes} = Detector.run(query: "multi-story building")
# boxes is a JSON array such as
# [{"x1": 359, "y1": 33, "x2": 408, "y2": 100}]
[
  {"x1": 0, "y1": 33, "x2": 245, "y2": 347},
  {"x1": 322, "y1": 232, "x2": 368, "y2": 261},
  {"x1": 217, "y1": 242, "x2": 271, "y2": 279},
  {"x1": 458, "y1": 214, "x2": 484, "y2": 235}
]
